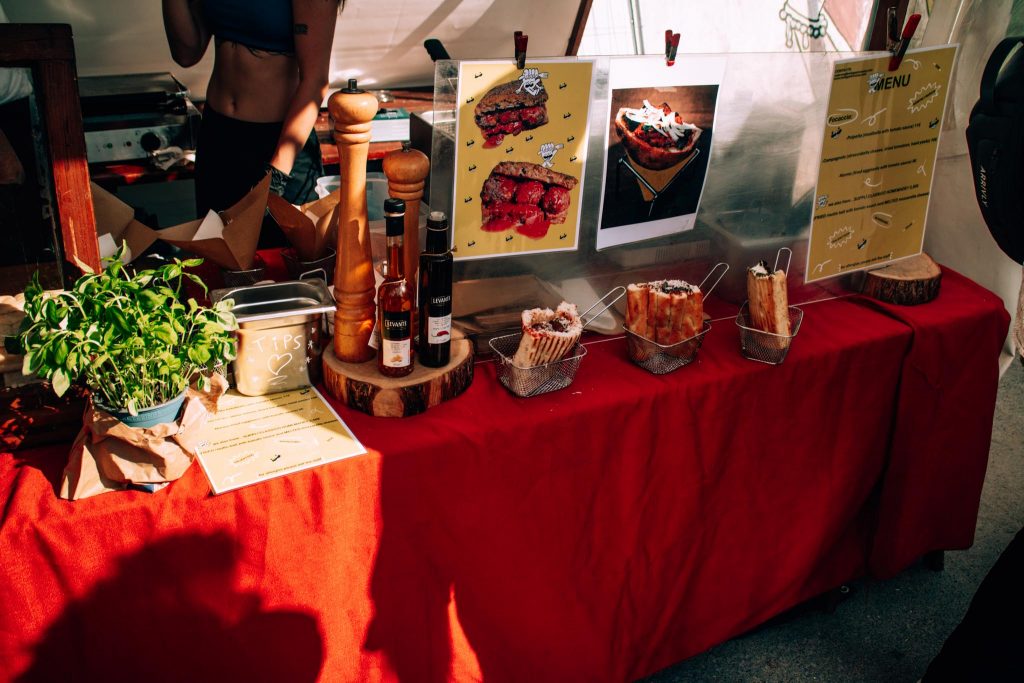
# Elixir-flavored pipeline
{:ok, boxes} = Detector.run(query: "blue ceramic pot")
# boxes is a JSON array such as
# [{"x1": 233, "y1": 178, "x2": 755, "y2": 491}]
[{"x1": 98, "y1": 392, "x2": 187, "y2": 429}]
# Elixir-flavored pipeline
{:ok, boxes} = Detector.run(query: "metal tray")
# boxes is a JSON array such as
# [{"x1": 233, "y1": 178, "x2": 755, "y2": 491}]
[
  {"x1": 211, "y1": 279, "x2": 336, "y2": 330},
  {"x1": 211, "y1": 280, "x2": 336, "y2": 395}
]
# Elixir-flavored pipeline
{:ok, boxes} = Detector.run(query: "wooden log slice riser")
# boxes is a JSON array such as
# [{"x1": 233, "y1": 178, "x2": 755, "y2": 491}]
[
  {"x1": 322, "y1": 338, "x2": 474, "y2": 417},
  {"x1": 862, "y1": 253, "x2": 942, "y2": 306}
]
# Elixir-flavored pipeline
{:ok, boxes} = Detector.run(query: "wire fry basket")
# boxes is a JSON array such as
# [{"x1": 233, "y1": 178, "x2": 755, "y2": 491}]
[
  {"x1": 622, "y1": 262, "x2": 728, "y2": 375},
  {"x1": 623, "y1": 320, "x2": 711, "y2": 374},
  {"x1": 488, "y1": 287, "x2": 625, "y2": 398},
  {"x1": 489, "y1": 334, "x2": 588, "y2": 397},
  {"x1": 735, "y1": 302, "x2": 804, "y2": 365}
]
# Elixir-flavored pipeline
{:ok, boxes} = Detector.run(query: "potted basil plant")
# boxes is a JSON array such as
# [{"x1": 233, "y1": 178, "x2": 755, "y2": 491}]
[{"x1": 17, "y1": 246, "x2": 237, "y2": 426}]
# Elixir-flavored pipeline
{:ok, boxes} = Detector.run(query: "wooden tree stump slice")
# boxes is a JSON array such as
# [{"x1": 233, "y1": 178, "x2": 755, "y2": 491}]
[
  {"x1": 862, "y1": 253, "x2": 942, "y2": 305},
  {"x1": 322, "y1": 337, "x2": 473, "y2": 417}
]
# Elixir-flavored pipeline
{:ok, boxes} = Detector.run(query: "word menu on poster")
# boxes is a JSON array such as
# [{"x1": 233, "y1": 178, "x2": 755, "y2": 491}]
[{"x1": 806, "y1": 45, "x2": 957, "y2": 283}]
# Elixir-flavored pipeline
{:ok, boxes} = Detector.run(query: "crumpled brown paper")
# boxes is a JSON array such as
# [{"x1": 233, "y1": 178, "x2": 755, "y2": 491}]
[
  {"x1": 60, "y1": 374, "x2": 228, "y2": 500},
  {"x1": 156, "y1": 175, "x2": 270, "y2": 271},
  {"x1": 266, "y1": 191, "x2": 340, "y2": 261}
]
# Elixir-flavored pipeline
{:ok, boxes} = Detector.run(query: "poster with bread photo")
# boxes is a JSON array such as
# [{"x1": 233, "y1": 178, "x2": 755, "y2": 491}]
[
  {"x1": 451, "y1": 59, "x2": 594, "y2": 261},
  {"x1": 596, "y1": 56, "x2": 726, "y2": 250}
]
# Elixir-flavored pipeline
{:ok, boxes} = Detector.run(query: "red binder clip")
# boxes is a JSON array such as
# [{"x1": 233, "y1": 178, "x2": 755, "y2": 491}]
[
  {"x1": 514, "y1": 31, "x2": 528, "y2": 70},
  {"x1": 888, "y1": 13, "x2": 921, "y2": 71},
  {"x1": 665, "y1": 31, "x2": 680, "y2": 66}
]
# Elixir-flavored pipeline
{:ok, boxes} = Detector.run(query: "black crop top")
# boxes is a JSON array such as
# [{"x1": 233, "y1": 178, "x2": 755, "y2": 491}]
[{"x1": 203, "y1": 0, "x2": 294, "y2": 54}]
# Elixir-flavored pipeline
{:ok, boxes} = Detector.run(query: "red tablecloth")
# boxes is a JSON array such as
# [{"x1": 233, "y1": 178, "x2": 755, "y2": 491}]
[{"x1": 0, "y1": 269, "x2": 1007, "y2": 683}]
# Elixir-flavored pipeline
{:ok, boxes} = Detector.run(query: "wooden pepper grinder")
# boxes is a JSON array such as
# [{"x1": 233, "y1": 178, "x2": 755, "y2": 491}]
[
  {"x1": 382, "y1": 142, "x2": 430, "y2": 307},
  {"x1": 328, "y1": 79, "x2": 379, "y2": 363}
]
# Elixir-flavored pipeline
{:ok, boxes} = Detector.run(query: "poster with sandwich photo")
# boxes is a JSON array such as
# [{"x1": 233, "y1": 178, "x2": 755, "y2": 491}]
[
  {"x1": 451, "y1": 59, "x2": 594, "y2": 261},
  {"x1": 596, "y1": 56, "x2": 726, "y2": 251}
]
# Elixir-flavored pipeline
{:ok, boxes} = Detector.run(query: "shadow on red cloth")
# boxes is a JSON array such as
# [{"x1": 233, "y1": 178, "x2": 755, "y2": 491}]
[{"x1": 13, "y1": 532, "x2": 323, "y2": 683}]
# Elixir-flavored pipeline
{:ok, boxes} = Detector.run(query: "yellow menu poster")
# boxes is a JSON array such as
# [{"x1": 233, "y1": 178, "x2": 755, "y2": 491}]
[
  {"x1": 806, "y1": 45, "x2": 957, "y2": 283},
  {"x1": 451, "y1": 59, "x2": 594, "y2": 261},
  {"x1": 195, "y1": 388, "x2": 366, "y2": 494}
]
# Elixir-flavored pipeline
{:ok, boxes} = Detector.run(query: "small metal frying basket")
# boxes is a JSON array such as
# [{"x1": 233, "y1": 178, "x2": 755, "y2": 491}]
[
  {"x1": 489, "y1": 287, "x2": 625, "y2": 398},
  {"x1": 623, "y1": 263, "x2": 728, "y2": 375},
  {"x1": 736, "y1": 247, "x2": 803, "y2": 365},
  {"x1": 736, "y1": 303, "x2": 804, "y2": 364}
]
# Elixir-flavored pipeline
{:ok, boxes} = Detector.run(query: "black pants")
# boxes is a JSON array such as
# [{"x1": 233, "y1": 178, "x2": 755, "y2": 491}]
[
  {"x1": 194, "y1": 103, "x2": 322, "y2": 248},
  {"x1": 923, "y1": 527, "x2": 1024, "y2": 681}
]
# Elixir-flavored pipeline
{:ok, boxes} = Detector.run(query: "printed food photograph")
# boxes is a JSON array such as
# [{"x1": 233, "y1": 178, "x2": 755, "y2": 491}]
[
  {"x1": 452, "y1": 60, "x2": 593, "y2": 261},
  {"x1": 599, "y1": 84, "x2": 718, "y2": 231},
  {"x1": 474, "y1": 78, "x2": 549, "y2": 148},
  {"x1": 479, "y1": 161, "x2": 578, "y2": 240}
]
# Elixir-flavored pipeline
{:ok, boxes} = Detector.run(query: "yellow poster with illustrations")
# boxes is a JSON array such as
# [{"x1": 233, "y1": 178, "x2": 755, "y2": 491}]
[
  {"x1": 451, "y1": 59, "x2": 594, "y2": 261},
  {"x1": 806, "y1": 45, "x2": 957, "y2": 283},
  {"x1": 195, "y1": 388, "x2": 366, "y2": 494}
]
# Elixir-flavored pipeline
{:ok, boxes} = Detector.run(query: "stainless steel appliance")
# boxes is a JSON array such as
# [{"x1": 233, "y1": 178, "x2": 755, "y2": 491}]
[{"x1": 79, "y1": 72, "x2": 199, "y2": 163}]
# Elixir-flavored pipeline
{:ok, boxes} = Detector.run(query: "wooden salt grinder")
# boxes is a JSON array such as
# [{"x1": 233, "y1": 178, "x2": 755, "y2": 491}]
[
  {"x1": 328, "y1": 79, "x2": 379, "y2": 363},
  {"x1": 382, "y1": 142, "x2": 430, "y2": 306}
]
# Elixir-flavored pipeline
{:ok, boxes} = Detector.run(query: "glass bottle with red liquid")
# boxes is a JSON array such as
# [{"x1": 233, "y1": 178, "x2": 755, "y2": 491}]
[{"x1": 377, "y1": 198, "x2": 414, "y2": 377}]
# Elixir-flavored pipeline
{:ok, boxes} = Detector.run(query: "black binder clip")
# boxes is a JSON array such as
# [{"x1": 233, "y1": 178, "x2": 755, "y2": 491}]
[
  {"x1": 888, "y1": 10, "x2": 921, "y2": 71},
  {"x1": 665, "y1": 30, "x2": 680, "y2": 66},
  {"x1": 423, "y1": 38, "x2": 450, "y2": 62},
  {"x1": 514, "y1": 31, "x2": 528, "y2": 70}
]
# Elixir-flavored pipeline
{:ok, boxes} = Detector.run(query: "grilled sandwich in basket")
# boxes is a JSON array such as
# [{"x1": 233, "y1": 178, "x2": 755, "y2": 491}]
[
  {"x1": 746, "y1": 261, "x2": 791, "y2": 349},
  {"x1": 625, "y1": 280, "x2": 704, "y2": 349},
  {"x1": 512, "y1": 301, "x2": 582, "y2": 368}
]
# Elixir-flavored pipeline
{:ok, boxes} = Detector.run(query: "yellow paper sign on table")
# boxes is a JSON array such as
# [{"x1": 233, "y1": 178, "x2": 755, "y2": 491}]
[
  {"x1": 806, "y1": 45, "x2": 957, "y2": 283},
  {"x1": 195, "y1": 388, "x2": 366, "y2": 494}
]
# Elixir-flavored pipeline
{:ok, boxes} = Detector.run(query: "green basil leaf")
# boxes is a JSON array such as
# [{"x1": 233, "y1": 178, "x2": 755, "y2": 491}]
[
  {"x1": 51, "y1": 368, "x2": 70, "y2": 397},
  {"x1": 54, "y1": 338, "x2": 69, "y2": 365},
  {"x1": 22, "y1": 349, "x2": 36, "y2": 376}
]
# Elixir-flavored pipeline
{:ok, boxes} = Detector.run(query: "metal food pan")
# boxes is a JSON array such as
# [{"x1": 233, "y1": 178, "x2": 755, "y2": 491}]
[{"x1": 211, "y1": 280, "x2": 336, "y2": 396}]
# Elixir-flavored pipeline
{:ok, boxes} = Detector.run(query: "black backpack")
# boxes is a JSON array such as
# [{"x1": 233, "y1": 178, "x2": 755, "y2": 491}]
[{"x1": 967, "y1": 36, "x2": 1024, "y2": 263}]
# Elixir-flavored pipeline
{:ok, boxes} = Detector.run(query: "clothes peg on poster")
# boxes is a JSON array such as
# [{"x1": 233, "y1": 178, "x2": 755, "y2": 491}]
[
  {"x1": 886, "y1": 6, "x2": 900, "y2": 53},
  {"x1": 423, "y1": 38, "x2": 450, "y2": 62},
  {"x1": 665, "y1": 31, "x2": 681, "y2": 66},
  {"x1": 888, "y1": 13, "x2": 921, "y2": 71},
  {"x1": 514, "y1": 31, "x2": 528, "y2": 70}
]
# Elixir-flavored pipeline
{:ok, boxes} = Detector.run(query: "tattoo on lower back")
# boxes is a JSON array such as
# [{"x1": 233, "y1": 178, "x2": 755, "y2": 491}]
[{"x1": 294, "y1": 23, "x2": 308, "y2": 35}]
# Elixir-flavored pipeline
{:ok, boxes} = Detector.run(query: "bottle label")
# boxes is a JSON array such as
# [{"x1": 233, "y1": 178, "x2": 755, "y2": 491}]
[
  {"x1": 427, "y1": 314, "x2": 452, "y2": 344},
  {"x1": 382, "y1": 338, "x2": 411, "y2": 368},
  {"x1": 381, "y1": 311, "x2": 411, "y2": 368}
]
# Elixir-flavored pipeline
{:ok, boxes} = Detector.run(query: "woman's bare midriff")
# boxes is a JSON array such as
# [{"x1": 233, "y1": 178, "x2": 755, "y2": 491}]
[{"x1": 205, "y1": 40, "x2": 299, "y2": 122}]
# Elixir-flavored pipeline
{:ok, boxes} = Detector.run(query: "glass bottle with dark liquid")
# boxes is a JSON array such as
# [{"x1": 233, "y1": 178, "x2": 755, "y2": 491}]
[
  {"x1": 377, "y1": 198, "x2": 414, "y2": 377},
  {"x1": 418, "y1": 211, "x2": 453, "y2": 367}
]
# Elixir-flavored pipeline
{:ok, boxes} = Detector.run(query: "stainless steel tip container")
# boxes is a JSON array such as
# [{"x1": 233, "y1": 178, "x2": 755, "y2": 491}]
[{"x1": 211, "y1": 280, "x2": 336, "y2": 396}]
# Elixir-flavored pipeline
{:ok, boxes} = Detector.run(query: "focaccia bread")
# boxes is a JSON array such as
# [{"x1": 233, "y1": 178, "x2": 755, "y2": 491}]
[
  {"x1": 615, "y1": 100, "x2": 701, "y2": 170},
  {"x1": 480, "y1": 162, "x2": 578, "y2": 239},
  {"x1": 475, "y1": 80, "x2": 549, "y2": 148},
  {"x1": 626, "y1": 280, "x2": 703, "y2": 347},
  {"x1": 746, "y1": 261, "x2": 791, "y2": 348},
  {"x1": 511, "y1": 301, "x2": 582, "y2": 368}
]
